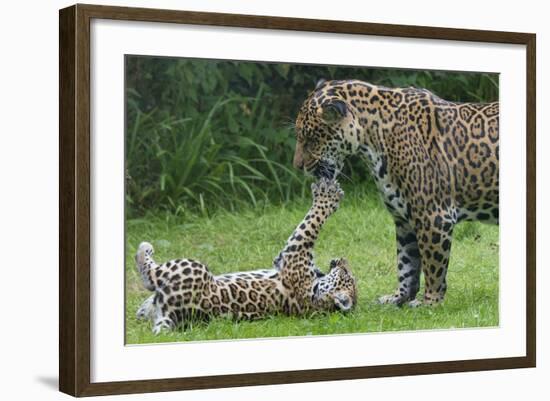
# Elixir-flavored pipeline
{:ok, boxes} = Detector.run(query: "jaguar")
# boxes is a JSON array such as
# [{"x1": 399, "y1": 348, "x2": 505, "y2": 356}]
[
  {"x1": 293, "y1": 79, "x2": 498, "y2": 306},
  {"x1": 135, "y1": 178, "x2": 357, "y2": 333}
]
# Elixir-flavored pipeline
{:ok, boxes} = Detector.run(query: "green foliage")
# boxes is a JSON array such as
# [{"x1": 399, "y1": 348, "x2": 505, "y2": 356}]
[
  {"x1": 125, "y1": 56, "x2": 498, "y2": 217},
  {"x1": 125, "y1": 184, "x2": 499, "y2": 343},
  {"x1": 126, "y1": 85, "x2": 309, "y2": 216}
]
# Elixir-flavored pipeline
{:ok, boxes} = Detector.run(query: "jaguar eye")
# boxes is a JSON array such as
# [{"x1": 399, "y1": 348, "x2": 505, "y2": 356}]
[{"x1": 303, "y1": 140, "x2": 315, "y2": 152}]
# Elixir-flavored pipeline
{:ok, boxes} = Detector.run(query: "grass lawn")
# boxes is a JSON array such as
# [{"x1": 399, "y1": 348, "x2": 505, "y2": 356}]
[{"x1": 125, "y1": 184, "x2": 499, "y2": 344}]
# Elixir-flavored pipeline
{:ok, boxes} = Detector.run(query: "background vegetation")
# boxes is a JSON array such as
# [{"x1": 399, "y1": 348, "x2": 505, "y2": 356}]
[
  {"x1": 125, "y1": 57, "x2": 499, "y2": 343},
  {"x1": 125, "y1": 56, "x2": 498, "y2": 217}
]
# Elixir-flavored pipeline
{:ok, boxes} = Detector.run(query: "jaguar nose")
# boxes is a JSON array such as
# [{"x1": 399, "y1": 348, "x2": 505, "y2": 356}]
[
  {"x1": 314, "y1": 162, "x2": 336, "y2": 180},
  {"x1": 334, "y1": 294, "x2": 352, "y2": 312}
]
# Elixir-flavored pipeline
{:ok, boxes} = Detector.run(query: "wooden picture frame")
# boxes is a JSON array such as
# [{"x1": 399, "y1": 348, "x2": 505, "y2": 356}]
[{"x1": 59, "y1": 3, "x2": 536, "y2": 397}]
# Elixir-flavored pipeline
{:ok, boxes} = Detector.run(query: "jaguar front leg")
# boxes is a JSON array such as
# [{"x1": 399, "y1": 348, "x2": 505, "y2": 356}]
[
  {"x1": 273, "y1": 177, "x2": 343, "y2": 268},
  {"x1": 378, "y1": 218, "x2": 421, "y2": 306},
  {"x1": 274, "y1": 178, "x2": 344, "y2": 311}
]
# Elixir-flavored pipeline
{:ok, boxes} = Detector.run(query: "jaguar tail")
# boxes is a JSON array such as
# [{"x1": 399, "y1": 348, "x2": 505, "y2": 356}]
[{"x1": 135, "y1": 242, "x2": 159, "y2": 291}]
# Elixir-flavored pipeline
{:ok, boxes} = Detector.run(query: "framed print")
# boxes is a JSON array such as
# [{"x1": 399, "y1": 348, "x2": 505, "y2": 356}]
[{"x1": 59, "y1": 3, "x2": 536, "y2": 397}]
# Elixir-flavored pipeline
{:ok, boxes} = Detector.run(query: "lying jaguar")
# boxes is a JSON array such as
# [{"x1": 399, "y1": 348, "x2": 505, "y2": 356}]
[
  {"x1": 135, "y1": 178, "x2": 357, "y2": 333},
  {"x1": 293, "y1": 79, "x2": 498, "y2": 306}
]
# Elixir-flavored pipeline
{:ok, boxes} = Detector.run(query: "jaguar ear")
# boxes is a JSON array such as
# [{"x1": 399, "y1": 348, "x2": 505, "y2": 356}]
[
  {"x1": 321, "y1": 100, "x2": 347, "y2": 123},
  {"x1": 337, "y1": 257, "x2": 350, "y2": 271},
  {"x1": 315, "y1": 79, "x2": 326, "y2": 90}
]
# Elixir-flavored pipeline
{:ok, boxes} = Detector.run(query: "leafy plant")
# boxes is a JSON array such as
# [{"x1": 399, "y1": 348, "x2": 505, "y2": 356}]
[{"x1": 125, "y1": 56, "x2": 499, "y2": 217}]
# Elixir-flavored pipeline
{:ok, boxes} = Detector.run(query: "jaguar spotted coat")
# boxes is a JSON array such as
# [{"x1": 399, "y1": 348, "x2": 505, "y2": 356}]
[
  {"x1": 135, "y1": 179, "x2": 357, "y2": 333},
  {"x1": 293, "y1": 79, "x2": 498, "y2": 306}
]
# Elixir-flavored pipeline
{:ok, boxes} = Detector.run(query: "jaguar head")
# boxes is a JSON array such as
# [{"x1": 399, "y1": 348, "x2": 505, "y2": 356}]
[
  {"x1": 293, "y1": 80, "x2": 361, "y2": 180},
  {"x1": 313, "y1": 258, "x2": 358, "y2": 313}
]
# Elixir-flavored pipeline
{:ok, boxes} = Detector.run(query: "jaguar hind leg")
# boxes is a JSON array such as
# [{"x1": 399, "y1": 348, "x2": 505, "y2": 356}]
[
  {"x1": 378, "y1": 219, "x2": 421, "y2": 306},
  {"x1": 146, "y1": 292, "x2": 177, "y2": 334},
  {"x1": 412, "y1": 213, "x2": 454, "y2": 306},
  {"x1": 136, "y1": 294, "x2": 155, "y2": 321},
  {"x1": 152, "y1": 305, "x2": 176, "y2": 335}
]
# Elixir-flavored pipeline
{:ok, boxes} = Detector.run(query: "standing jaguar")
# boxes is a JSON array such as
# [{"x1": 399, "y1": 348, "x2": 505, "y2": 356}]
[
  {"x1": 293, "y1": 79, "x2": 498, "y2": 306},
  {"x1": 135, "y1": 178, "x2": 357, "y2": 333}
]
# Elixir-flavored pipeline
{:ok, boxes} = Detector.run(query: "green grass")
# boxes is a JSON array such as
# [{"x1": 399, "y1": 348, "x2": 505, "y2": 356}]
[{"x1": 125, "y1": 184, "x2": 499, "y2": 344}]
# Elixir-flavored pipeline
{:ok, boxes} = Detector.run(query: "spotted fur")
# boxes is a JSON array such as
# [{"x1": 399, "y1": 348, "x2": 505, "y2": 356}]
[
  {"x1": 293, "y1": 79, "x2": 498, "y2": 306},
  {"x1": 135, "y1": 178, "x2": 357, "y2": 333}
]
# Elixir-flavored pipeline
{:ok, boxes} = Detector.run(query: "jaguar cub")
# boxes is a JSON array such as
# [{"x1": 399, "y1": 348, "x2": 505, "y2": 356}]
[{"x1": 135, "y1": 178, "x2": 357, "y2": 334}]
